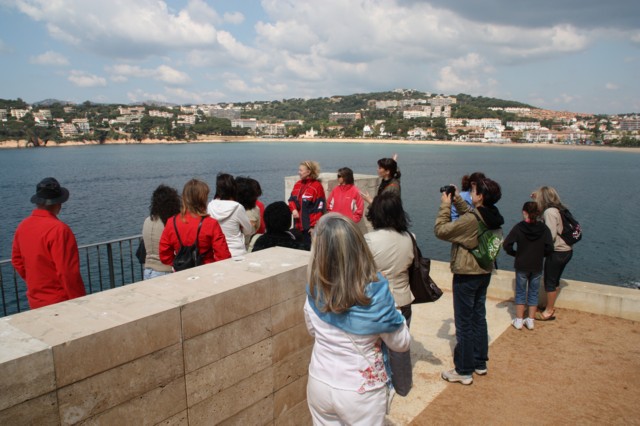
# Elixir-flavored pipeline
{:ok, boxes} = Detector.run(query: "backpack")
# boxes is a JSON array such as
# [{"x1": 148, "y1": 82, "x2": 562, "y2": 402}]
[
  {"x1": 172, "y1": 216, "x2": 205, "y2": 272},
  {"x1": 558, "y1": 208, "x2": 582, "y2": 245},
  {"x1": 469, "y1": 212, "x2": 503, "y2": 270}
]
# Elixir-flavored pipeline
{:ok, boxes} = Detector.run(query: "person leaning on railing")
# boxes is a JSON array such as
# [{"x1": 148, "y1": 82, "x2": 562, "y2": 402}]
[
  {"x1": 11, "y1": 177, "x2": 86, "y2": 309},
  {"x1": 142, "y1": 184, "x2": 181, "y2": 280},
  {"x1": 159, "y1": 179, "x2": 231, "y2": 268}
]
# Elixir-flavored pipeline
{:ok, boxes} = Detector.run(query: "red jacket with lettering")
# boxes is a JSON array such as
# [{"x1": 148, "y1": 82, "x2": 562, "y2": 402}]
[
  {"x1": 12, "y1": 209, "x2": 86, "y2": 309},
  {"x1": 288, "y1": 179, "x2": 326, "y2": 232}
]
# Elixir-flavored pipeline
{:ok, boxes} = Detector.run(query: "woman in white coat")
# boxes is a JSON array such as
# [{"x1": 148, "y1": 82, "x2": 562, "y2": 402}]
[{"x1": 305, "y1": 214, "x2": 410, "y2": 425}]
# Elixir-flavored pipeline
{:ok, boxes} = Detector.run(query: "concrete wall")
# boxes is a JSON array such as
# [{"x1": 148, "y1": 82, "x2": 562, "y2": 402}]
[
  {"x1": 0, "y1": 247, "x2": 312, "y2": 425},
  {"x1": 429, "y1": 260, "x2": 640, "y2": 321}
]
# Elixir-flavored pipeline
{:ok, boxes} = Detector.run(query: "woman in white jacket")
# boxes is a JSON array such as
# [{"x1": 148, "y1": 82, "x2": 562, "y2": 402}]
[
  {"x1": 305, "y1": 214, "x2": 410, "y2": 425},
  {"x1": 207, "y1": 173, "x2": 253, "y2": 258}
]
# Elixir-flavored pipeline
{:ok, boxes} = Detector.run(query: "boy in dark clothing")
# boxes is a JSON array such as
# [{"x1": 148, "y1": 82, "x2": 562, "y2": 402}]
[
  {"x1": 252, "y1": 201, "x2": 308, "y2": 252},
  {"x1": 503, "y1": 201, "x2": 554, "y2": 330}
]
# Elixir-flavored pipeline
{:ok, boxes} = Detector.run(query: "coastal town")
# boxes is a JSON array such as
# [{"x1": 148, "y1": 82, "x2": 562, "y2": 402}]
[{"x1": 1, "y1": 89, "x2": 639, "y2": 148}]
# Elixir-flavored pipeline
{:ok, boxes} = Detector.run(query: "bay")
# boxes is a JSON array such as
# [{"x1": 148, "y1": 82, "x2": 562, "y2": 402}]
[{"x1": 1, "y1": 142, "x2": 638, "y2": 289}]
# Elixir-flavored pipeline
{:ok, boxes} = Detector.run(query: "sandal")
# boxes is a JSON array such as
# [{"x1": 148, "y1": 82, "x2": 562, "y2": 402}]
[{"x1": 535, "y1": 310, "x2": 556, "y2": 321}]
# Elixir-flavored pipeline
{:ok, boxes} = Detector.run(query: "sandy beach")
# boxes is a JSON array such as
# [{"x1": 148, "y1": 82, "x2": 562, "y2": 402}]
[{"x1": 1, "y1": 136, "x2": 638, "y2": 153}]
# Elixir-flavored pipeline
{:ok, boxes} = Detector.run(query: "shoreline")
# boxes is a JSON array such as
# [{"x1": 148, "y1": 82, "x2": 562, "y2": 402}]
[{"x1": 0, "y1": 136, "x2": 638, "y2": 153}]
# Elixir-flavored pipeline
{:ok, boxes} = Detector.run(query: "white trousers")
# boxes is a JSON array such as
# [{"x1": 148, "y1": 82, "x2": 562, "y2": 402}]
[{"x1": 307, "y1": 376, "x2": 387, "y2": 426}]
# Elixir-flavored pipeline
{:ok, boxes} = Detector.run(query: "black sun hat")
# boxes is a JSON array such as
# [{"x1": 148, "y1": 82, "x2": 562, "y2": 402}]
[{"x1": 30, "y1": 177, "x2": 70, "y2": 205}]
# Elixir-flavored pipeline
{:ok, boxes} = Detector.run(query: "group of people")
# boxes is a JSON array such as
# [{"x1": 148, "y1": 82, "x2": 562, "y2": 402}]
[{"x1": 11, "y1": 161, "x2": 574, "y2": 425}]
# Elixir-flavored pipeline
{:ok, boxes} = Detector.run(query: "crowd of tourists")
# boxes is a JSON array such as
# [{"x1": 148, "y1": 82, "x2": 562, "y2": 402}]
[{"x1": 11, "y1": 157, "x2": 575, "y2": 424}]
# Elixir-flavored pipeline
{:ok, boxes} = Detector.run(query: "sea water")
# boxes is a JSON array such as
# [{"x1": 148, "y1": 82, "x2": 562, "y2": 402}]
[{"x1": 1, "y1": 142, "x2": 638, "y2": 288}]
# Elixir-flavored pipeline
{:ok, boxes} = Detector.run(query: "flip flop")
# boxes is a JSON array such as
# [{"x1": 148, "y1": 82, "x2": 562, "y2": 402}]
[{"x1": 535, "y1": 311, "x2": 556, "y2": 321}]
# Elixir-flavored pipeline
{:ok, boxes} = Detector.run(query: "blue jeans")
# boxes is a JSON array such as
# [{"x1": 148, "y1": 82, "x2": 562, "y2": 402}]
[
  {"x1": 452, "y1": 273, "x2": 491, "y2": 376},
  {"x1": 143, "y1": 268, "x2": 170, "y2": 280},
  {"x1": 515, "y1": 270, "x2": 541, "y2": 306}
]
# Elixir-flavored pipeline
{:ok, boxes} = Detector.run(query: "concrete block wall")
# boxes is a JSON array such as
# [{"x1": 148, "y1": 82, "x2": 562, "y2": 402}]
[
  {"x1": 0, "y1": 247, "x2": 313, "y2": 425},
  {"x1": 429, "y1": 260, "x2": 640, "y2": 321}
]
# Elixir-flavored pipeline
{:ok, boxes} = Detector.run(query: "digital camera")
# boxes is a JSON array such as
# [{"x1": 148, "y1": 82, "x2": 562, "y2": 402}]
[{"x1": 439, "y1": 185, "x2": 455, "y2": 196}]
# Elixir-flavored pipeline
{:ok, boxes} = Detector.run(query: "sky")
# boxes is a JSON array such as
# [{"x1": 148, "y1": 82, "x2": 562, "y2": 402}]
[{"x1": 0, "y1": 0, "x2": 639, "y2": 114}]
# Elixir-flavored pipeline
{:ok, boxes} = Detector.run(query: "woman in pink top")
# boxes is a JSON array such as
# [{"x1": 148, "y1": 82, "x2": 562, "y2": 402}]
[{"x1": 327, "y1": 167, "x2": 364, "y2": 223}]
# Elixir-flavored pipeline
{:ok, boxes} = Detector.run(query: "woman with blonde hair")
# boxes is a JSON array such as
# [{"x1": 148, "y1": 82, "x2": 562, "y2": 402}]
[
  {"x1": 531, "y1": 186, "x2": 573, "y2": 321},
  {"x1": 288, "y1": 160, "x2": 326, "y2": 248},
  {"x1": 305, "y1": 213, "x2": 410, "y2": 425},
  {"x1": 160, "y1": 179, "x2": 231, "y2": 268}
]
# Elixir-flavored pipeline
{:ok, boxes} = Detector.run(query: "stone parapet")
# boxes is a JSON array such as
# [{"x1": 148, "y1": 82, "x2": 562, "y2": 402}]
[
  {"x1": 429, "y1": 260, "x2": 640, "y2": 321},
  {"x1": 0, "y1": 247, "x2": 312, "y2": 425}
]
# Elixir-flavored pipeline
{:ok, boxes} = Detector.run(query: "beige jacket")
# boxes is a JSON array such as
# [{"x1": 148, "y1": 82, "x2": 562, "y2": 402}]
[
  {"x1": 434, "y1": 196, "x2": 500, "y2": 275},
  {"x1": 365, "y1": 229, "x2": 414, "y2": 307},
  {"x1": 543, "y1": 207, "x2": 572, "y2": 252}
]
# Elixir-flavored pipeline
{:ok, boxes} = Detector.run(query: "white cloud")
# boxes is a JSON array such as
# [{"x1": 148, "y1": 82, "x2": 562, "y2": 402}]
[
  {"x1": 68, "y1": 70, "x2": 107, "y2": 87},
  {"x1": 127, "y1": 89, "x2": 168, "y2": 103},
  {"x1": 223, "y1": 12, "x2": 244, "y2": 25},
  {"x1": 605, "y1": 83, "x2": 619, "y2": 90},
  {"x1": 14, "y1": 0, "x2": 220, "y2": 58},
  {"x1": 30, "y1": 51, "x2": 69, "y2": 66},
  {"x1": 435, "y1": 53, "x2": 495, "y2": 94},
  {"x1": 156, "y1": 65, "x2": 190, "y2": 84},
  {"x1": 108, "y1": 64, "x2": 190, "y2": 85}
]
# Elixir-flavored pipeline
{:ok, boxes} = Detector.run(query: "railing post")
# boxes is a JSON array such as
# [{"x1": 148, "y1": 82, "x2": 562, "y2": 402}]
[{"x1": 107, "y1": 243, "x2": 116, "y2": 289}]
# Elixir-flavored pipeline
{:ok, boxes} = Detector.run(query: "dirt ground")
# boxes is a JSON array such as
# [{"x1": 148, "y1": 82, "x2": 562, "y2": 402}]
[{"x1": 410, "y1": 308, "x2": 640, "y2": 425}]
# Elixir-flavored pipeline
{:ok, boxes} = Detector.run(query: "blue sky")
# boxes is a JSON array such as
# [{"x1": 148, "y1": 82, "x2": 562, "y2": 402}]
[{"x1": 1, "y1": 0, "x2": 639, "y2": 114}]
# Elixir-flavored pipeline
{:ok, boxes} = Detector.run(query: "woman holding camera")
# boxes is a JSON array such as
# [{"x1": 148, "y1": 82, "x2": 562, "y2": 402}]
[
  {"x1": 305, "y1": 214, "x2": 410, "y2": 424},
  {"x1": 434, "y1": 178, "x2": 504, "y2": 386}
]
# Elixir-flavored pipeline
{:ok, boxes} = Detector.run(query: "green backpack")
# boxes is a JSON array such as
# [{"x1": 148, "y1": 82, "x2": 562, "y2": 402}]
[{"x1": 469, "y1": 212, "x2": 503, "y2": 270}]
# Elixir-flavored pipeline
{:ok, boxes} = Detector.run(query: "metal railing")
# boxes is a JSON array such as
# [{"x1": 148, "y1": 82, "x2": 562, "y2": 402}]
[{"x1": 0, "y1": 235, "x2": 144, "y2": 317}]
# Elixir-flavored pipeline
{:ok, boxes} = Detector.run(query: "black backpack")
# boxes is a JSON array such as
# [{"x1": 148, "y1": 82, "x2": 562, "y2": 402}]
[
  {"x1": 172, "y1": 216, "x2": 205, "y2": 271},
  {"x1": 558, "y1": 208, "x2": 582, "y2": 245}
]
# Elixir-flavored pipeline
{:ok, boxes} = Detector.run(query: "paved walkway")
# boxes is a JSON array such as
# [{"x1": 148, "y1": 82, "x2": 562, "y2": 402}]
[{"x1": 385, "y1": 291, "x2": 640, "y2": 425}]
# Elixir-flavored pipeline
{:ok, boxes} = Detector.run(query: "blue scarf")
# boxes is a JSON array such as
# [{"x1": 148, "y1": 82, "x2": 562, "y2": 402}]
[
  {"x1": 306, "y1": 273, "x2": 405, "y2": 387},
  {"x1": 306, "y1": 273, "x2": 404, "y2": 335}
]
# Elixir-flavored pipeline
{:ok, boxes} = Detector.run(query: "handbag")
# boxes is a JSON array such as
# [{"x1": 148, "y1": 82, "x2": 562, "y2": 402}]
[
  {"x1": 407, "y1": 233, "x2": 443, "y2": 303},
  {"x1": 135, "y1": 238, "x2": 146, "y2": 264}
]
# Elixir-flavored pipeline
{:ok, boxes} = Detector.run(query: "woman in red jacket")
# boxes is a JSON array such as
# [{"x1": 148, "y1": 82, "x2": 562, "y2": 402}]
[
  {"x1": 327, "y1": 167, "x2": 364, "y2": 223},
  {"x1": 160, "y1": 179, "x2": 231, "y2": 268},
  {"x1": 288, "y1": 160, "x2": 326, "y2": 248}
]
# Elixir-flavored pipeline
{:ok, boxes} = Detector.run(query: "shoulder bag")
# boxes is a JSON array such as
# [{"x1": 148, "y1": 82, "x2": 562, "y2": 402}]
[{"x1": 407, "y1": 233, "x2": 443, "y2": 303}]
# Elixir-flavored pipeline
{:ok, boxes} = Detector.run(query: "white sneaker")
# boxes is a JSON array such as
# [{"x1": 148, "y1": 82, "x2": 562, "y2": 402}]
[
  {"x1": 441, "y1": 368, "x2": 473, "y2": 385},
  {"x1": 524, "y1": 318, "x2": 535, "y2": 330},
  {"x1": 512, "y1": 318, "x2": 523, "y2": 330}
]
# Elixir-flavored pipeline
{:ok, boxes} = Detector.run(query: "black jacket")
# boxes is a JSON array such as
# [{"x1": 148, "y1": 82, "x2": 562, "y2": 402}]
[{"x1": 503, "y1": 221, "x2": 554, "y2": 272}]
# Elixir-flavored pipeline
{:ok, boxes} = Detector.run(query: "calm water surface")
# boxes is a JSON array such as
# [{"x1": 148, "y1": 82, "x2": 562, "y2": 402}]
[{"x1": 1, "y1": 142, "x2": 638, "y2": 288}]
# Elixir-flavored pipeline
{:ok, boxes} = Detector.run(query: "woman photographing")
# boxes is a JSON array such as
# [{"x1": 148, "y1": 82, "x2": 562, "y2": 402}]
[{"x1": 434, "y1": 178, "x2": 504, "y2": 386}]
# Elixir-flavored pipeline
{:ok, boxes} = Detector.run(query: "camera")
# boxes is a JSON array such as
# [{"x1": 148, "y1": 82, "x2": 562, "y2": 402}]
[{"x1": 439, "y1": 185, "x2": 456, "y2": 197}]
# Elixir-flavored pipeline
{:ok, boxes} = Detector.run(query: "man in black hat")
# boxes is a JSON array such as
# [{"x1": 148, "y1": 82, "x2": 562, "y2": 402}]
[{"x1": 11, "y1": 177, "x2": 86, "y2": 309}]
